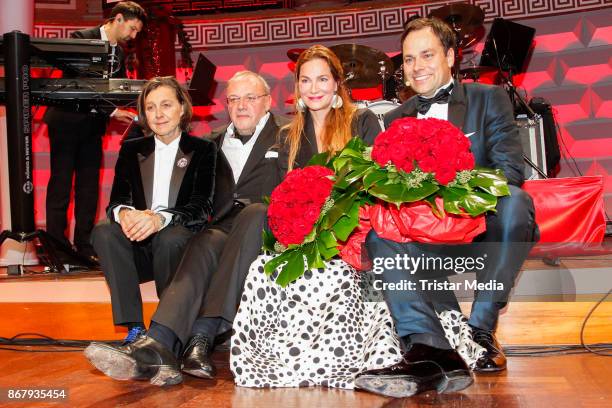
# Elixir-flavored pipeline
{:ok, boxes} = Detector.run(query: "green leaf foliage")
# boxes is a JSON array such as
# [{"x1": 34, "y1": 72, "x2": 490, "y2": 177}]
[{"x1": 262, "y1": 229, "x2": 277, "y2": 252}]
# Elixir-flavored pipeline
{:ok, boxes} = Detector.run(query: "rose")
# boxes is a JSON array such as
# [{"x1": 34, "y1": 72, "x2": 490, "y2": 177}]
[
  {"x1": 268, "y1": 165, "x2": 334, "y2": 246},
  {"x1": 371, "y1": 117, "x2": 475, "y2": 185}
]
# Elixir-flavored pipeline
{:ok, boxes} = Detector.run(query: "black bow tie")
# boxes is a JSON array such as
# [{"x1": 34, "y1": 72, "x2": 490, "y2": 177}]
[
  {"x1": 416, "y1": 84, "x2": 453, "y2": 115},
  {"x1": 235, "y1": 133, "x2": 254, "y2": 144}
]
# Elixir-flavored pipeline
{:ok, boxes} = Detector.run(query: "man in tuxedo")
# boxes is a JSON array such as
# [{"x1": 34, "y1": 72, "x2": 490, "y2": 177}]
[
  {"x1": 85, "y1": 71, "x2": 288, "y2": 386},
  {"x1": 356, "y1": 17, "x2": 539, "y2": 398},
  {"x1": 43, "y1": 1, "x2": 146, "y2": 262}
]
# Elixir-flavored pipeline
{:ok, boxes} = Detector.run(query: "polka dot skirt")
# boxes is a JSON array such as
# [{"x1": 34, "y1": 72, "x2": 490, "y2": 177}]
[{"x1": 230, "y1": 255, "x2": 403, "y2": 389}]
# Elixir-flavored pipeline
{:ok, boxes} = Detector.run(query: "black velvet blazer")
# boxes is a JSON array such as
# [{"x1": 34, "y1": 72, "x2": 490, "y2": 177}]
[
  {"x1": 106, "y1": 132, "x2": 216, "y2": 232},
  {"x1": 383, "y1": 81, "x2": 525, "y2": 187}
]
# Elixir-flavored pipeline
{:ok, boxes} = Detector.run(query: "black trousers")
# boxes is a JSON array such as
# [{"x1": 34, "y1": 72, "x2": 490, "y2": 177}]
[
  {"x1": 45, "y1": 117, "x2": 105, "y2": 250},
  {"x1": 91, "y1": 220, "x2": 193, "y2": 326},
  {"x1": 366, "y1": 185, "x2": 539, "y2": 347},
  {"x1": 152, "y1": 203, "x2": 268, "y2": 345}
]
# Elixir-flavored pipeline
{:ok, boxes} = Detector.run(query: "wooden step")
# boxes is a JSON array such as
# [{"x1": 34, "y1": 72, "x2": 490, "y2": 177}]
[
  {"x1": 1, "y1": 301, "x2": 610, "y2": 345},
  {"x1": 1, "y1": 253, "x2": 610, "y2": 345}
]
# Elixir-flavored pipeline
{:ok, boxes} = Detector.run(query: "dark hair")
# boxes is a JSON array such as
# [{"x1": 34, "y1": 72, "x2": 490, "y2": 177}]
[
  {"x1": 109, "y1": 1, "x2": 147, "y2": 25},
  {"x1": 137, "y1": 76, "x2": 192, "y2": 136},
  {"x1": 400, "y1": 17, "x2": 456, "y2": 53}
]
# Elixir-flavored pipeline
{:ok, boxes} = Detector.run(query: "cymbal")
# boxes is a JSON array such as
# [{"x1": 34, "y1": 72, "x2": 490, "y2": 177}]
[
  {"x1": 330, "y1": 44, "x2": 393, "y2": 88},
  {"x1": 287, "y1": 48, "x2": 306, "y2": 62},
  {"x1": 430, "y1": 4, "x2": 484, "y2": 48},
  {"x1": 430, "y1": 3, "x2": 484, "y2": 30}
]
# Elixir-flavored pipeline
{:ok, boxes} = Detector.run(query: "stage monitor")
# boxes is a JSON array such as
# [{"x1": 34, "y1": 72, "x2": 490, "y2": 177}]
[
  {"x1": 30, "y1": 38, "x2": 110, "y2": 77},
  {"x1": 480, "y1": 18, "x2": 535, "y2": 73},
  {"x1": 0, "y1": 36, "x2": 109, "y2": 77}
]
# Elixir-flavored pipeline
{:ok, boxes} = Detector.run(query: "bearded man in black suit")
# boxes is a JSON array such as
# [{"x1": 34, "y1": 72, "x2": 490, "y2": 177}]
[
  {"x1": 43, "y1": 1, "x2": 146, "y2": 262},
  {"x1": 356, "y1": 17, "x2": 539, "y2": 398},
  {"x1": 85, "y1": 71, "x2": 288, "y2": 386}
]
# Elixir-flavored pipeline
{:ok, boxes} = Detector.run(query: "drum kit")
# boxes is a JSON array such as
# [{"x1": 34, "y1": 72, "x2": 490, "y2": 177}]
[{"x1": 285, "y1": 3, "x2": 494, "y2": 129}]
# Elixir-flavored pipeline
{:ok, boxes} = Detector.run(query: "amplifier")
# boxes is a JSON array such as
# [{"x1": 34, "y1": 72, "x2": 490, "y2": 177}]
[{"x1": 516, "y1": 114, "x2": 547, "y2": 180}]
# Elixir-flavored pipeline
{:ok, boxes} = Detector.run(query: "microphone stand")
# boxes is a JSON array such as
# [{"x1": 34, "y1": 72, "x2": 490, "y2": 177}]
[{"x1": 492, "y1": 39, "x2": 547, "y2": 179}]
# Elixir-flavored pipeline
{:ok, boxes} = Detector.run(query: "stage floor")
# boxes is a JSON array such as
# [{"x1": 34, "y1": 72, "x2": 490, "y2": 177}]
[
  {"x1": 0, "y1": 242, "x2": 610, "y2": 406},
  {"x1": 0, "y1": 350, "x2": 610, "y2": 407}
]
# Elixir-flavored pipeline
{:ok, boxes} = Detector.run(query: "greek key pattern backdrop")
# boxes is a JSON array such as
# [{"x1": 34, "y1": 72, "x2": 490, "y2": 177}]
[
  {"x1": 29, "y1": 4, "x2": 612, "y2": 228},
  {"x1": 34, "y1": 0, "x2": 611, "y2": 49}
]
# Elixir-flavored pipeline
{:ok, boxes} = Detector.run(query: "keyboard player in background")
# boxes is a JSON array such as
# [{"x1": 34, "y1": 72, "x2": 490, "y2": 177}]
[{"x1": 42, "y1": 1, "x2": 147, "y2": 263}]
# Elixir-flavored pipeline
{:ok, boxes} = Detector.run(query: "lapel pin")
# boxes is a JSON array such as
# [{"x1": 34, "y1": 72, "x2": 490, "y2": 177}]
[{"x1": 177, "y1": 158, "x2": 189, "y2": 168}]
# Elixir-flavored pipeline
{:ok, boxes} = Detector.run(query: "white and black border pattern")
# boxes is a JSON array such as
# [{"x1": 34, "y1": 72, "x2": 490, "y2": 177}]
[{"x1": 34, "y1": 0, "x2": 611, "y2": 48}]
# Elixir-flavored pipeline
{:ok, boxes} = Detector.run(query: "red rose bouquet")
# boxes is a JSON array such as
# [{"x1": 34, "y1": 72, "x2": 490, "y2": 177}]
[
  {"x1": 334, "y1": 117, "x2": 510, "y2": 217},
  {"x1": 263, "y1": 165, "x2": 360, "y2": 286},
  {"x1": 263, "y1": 117, "x2": 512, "y2": 281},
  {"x1": 371, "y1": 118, "x2": 475, "y2": 185},
  {"x1": 267, "y1": 166, "x2": 334, "y2": 246},
  {"x1": 330, "y1": 117, "x2": 510, "y2": 269}
]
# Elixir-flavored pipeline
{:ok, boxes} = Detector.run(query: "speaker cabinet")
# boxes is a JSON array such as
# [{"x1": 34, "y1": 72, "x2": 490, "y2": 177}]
[{"x1": 516, "y1": 114, "x2": 547, "y2": 180}]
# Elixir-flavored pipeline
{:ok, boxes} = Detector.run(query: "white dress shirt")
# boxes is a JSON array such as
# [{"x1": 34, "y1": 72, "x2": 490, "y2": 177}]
[
  {"x1": 113, "y1": 136, "x2": 179, "y2": 229},
  {"x1": 222, "y1": 112, "x2": 270, "y2": 183},
  {"x1": 417, "y1": 79, "x2": 454, "y2": 121}
]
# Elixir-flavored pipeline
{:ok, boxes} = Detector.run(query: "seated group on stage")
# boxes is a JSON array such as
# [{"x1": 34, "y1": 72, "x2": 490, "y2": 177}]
[{"x1": 75, "y1": 4, "x2": 537, "y2": 398}]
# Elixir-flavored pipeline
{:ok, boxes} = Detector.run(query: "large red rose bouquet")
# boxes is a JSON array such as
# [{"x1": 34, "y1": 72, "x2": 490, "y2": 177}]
[
  {"x1": 331, "y1": 117, "x2": 510, "y2": 269},
  {"x1": 263, "y1": 165, "x2": 360, "y2": 286},
  {"x1": 334, "y1": 117, "x2": 510, "y2": 216},
  {"x1": 371, "y1": 118, "x2": 474, "y2": 186},
  {"x1": 267, "y1": 166, "x2": 334, "y2": 246}
]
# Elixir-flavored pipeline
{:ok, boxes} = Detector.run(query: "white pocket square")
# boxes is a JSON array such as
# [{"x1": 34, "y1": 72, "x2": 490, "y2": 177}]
[
  {"x1": 465, "y1": 132, "x2": 476, "y2": 138},
  {"x1": 265, "y1": 151, "x2": 278, "y2": 158}
]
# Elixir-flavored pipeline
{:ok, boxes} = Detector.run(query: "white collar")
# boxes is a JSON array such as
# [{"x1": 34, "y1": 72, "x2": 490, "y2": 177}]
[
  {"x1": 226, "y1": 112, "x2": 270, "y2": 141},
  {"x1": 154, "y1": 134, "x2": 181, "y2": 150},
  {"x1": 100, "y1": 25, "x2": 117, "y2": 46}
]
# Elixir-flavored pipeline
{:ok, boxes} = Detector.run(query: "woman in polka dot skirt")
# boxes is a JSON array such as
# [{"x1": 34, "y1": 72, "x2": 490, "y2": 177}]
[{"x1": 229, "y1": 45, "x2": 403, "y2": 389}]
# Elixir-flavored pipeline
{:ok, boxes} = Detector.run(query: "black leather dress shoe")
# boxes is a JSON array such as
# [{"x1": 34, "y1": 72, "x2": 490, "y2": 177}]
[
  {"x1": 355, "y1": 343, "x2": 473, "y2": 398},
  {"x1": 75, "y1": 245, "x2": 100, "y2": 267},
  {"x1": 470, "y1": 326, "x2": 507, "y2": 372},
  {"x1": 84, "y1": 335, "x2": 182, "y2": 386},
  {"x1": 181, "y1": 334, "x2": 216, "y2": 379}
]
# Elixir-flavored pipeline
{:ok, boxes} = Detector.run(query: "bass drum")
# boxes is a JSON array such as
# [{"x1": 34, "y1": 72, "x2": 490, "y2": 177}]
[{"x1": 366, "y1": 100, "x2": 400, "y2": 130}]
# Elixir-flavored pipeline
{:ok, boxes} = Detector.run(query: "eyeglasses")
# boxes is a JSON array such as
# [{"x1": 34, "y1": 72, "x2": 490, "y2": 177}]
[{"x1": 226, "y1": 94, "x2": 269, "y2": 105}]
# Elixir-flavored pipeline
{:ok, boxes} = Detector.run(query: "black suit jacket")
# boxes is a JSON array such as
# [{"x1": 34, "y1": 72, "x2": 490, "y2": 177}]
[
  {"x1": 107, "y1": 132, "x2": 216, "y2": 232},
  {"x1": 208, "y1": 113, "x2": 289, "y2": 225},
  {"x1": 383, "y1": 81, "x2": 525, "y2": 187},
  {"x1": 278, "y1": 108, "x2": 382, "y2": 173},
  {"x1": 43, "y1": 26, "x2": 126, "y2": 127}
]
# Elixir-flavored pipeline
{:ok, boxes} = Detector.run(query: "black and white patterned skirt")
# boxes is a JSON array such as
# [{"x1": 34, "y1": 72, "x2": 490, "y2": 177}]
[{"x1": 230, "y1": 255, "x2": 403, "y2": 389}]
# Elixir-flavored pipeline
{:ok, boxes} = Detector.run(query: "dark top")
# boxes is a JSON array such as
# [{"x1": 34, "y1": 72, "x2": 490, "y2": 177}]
[{"x1": 278, "y1": 108, "x2": 382, "y2": 175}]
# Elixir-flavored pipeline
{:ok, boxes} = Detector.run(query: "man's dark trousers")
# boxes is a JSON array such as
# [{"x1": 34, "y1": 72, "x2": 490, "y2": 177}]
[{"x1": 366, "y1": 184, "x2": 538, "y2": 347}]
